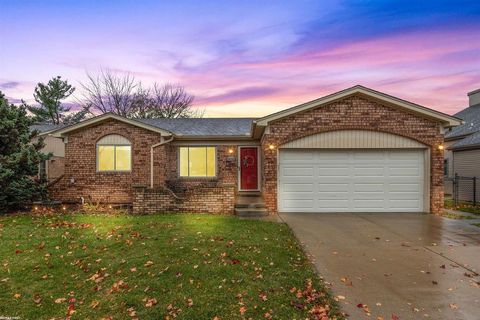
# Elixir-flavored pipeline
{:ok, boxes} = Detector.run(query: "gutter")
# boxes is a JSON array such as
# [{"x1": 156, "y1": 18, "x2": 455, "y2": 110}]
[{"x1": 150, "y1": 136, "x2": 174, "y2": 188}]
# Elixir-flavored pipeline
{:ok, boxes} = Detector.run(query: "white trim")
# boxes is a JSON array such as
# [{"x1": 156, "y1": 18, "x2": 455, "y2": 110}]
[
  {"x1": 96, "y1": 144, "x2": 132, "y2": 173},
  {"x1": 255, "y1": 85, "x2": 462, "y2": 127},
  {"x1": 51, "y1": 113, "x2": 172, "y2": 137},
  {"x1": 177, "y1": 146, "x2": 218, "y2": 179},
  {"x1": 238, "y1": 146, "x2": 261, "y2": 192}
]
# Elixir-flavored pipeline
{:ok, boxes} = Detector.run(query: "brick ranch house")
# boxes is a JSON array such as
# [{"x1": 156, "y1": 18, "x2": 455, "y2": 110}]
[{"x1": 42, "y1": 85, "x2": 461, "y2": 215}]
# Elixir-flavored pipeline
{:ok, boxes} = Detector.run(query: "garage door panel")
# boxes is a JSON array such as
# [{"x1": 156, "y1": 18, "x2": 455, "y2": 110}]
[
  {"x1": 278, "y1": 149, "x2": 424, "y2": 213},
  {"x1": 282, "y1": 200, "x2": 315, "y2": 209},
  {"x1": 389, "y1": 183, "x2": 421, "y2": 192},
  {"x1": 353, "y1": 183, "x2": 385, "y2": 192},
  {"x1": 352, "y1": 199, "x2": 386, "y2": 208},
  {"x1": 353, "y1": 167, "x2": 385, "y2": 176},
  {"x1": 317, "y1": 167, "x2": 350, "y2": 176},
  {"x1": 318, "y1": 183, "x2": 349, "y2": 192},
  {"x1": 282, "y1": 166, "x2": 314, "y2": 177},
  {"x1": 317, "y1": 192, "x2": 349, "y2": 200},
  {"x1": 317, "y1": 200, "x2": 349, "y2": 209},
  {"x1": 282, "y1": 183, "x2": 315, "y2": 192}
]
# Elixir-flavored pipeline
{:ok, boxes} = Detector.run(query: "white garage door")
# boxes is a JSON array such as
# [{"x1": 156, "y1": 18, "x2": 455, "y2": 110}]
[{"x1": 278, "y1": 149, "x2": 425, "y2": 212}]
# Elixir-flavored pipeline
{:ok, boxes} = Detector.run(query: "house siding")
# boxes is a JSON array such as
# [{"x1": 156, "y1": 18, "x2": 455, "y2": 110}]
[
  {"x1": 453, "y1": 149, "x2": 480, "y2": 202},
  {"x1": 261, "y1": 94, "x2": 445, "y2": 214}
]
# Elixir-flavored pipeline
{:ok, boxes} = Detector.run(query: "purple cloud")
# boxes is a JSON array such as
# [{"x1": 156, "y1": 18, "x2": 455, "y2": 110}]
[
  {"x1": 0, "y1": 81, "x2": 21, "y2": 89},
  {"x1": 196, "y1": 86, "x2": 280, "y2": 105}
]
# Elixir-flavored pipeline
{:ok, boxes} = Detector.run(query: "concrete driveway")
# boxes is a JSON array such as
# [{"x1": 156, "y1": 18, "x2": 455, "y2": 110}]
[{"x1": 280, "y1": 212, "x2": 480, "y2": 320}]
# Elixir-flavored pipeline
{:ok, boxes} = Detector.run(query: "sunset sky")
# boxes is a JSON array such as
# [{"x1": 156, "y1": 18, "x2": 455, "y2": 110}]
[{"x1": 1, "y1": 1, "x2": 479, "y2": 117}]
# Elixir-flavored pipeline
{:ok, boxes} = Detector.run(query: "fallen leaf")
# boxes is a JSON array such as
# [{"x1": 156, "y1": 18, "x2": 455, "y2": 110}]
[
  {"x1": 33, "y1": 294, "x2": 42, "y2": 304},
  {"x1": 144, "y1": 261, "x2": 154, "y2": 267},
  {"x1": 449, "y1": 303, "x2": 458, "y2": 310},
  {"x1": 13, "y1": 293, "x2": 21, "y2": 299},
  {"x1": 90, "y1": 300, "x2": 99, "y2": 309},
  {"x1": 55, "y1": 297, "x2": 66, "y2": 304},
  {"x1": 239, "y1": 306, "x2": 247, "y2": 315},
  {"x1": 145, "y1": 298, "x2": 157, "y2": 307}
]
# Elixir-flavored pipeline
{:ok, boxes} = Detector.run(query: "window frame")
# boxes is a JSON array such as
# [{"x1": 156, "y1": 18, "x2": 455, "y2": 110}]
[
  {"x1": 178, "y1": 146, "x2": 217, "y2": 178},
  {"x1": 96, "y1": 143, "x2": 132, "y2": 173}
]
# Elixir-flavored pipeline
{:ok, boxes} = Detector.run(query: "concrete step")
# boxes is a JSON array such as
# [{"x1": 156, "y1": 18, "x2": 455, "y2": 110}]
[
  {"x1": 235, "y1": 207, "x2": 269, "y2": 217},
  {"x1": 237, "y1": 191, "x2": 262, "y2": 197},
  {"x1": 235, "y1": 202, "x2": 266, "y2": 209}
]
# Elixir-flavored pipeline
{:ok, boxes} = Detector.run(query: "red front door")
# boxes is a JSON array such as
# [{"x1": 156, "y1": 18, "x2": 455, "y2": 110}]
[{"x1": 240, "y1": 147, "x2": 258, "y2": 190}]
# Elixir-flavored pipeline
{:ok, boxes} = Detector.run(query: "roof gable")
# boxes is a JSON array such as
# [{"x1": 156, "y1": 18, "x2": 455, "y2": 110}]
[
  {"x1": 255, "y1": 85, "x2": 462, "y2": 127},
  {"x1": 51, "y1": 113, "x2": 173, "y2": 137}
]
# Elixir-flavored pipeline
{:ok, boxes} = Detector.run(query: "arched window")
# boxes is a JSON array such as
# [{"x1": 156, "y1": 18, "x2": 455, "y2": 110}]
[{"x1": 96, "y1": 135, "x2": 132, "y2": 172}]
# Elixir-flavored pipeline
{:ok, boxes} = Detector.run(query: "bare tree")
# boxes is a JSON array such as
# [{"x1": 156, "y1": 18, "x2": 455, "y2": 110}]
[
  {"x1": 130, "y1": 83, "x2": 203, "y2": 119},
  {"x1": 81, "y1": 70, "x2": 139, "y2": 117},
  {"x1": 80, "y1": 71, "x2": 202, "y2": 119}
]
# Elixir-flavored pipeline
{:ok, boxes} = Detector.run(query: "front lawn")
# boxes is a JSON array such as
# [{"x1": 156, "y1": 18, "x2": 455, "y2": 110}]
[
  {"x1": 0, "y1": 213, "x2": 342, "y2": 319},
  {"x1": 444, "y1": 198, "x2": 480, "y2": 215}
]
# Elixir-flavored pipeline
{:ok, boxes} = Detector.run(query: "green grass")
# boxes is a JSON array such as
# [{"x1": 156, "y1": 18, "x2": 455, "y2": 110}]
[
  {"x1": 0, "y1": 213, "x2": 343, "y2": 319},
  {"x1": 444, "y1": 199, "x2": 480, "y2": 215},
  {"x1": 472, "y1": 223, "x2": 480, "y2": 228},
  {"x1": 440, "y1": 211, "x2": 475, "y2": 220}
]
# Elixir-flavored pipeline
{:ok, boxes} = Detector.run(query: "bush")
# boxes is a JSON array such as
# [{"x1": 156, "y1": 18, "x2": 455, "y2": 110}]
[{"x1": 0, "y1": 92, "x2": 50, "y2": 212}]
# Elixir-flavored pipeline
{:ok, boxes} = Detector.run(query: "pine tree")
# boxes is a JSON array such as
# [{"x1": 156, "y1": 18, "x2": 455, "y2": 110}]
[
  {"x1": 28, "y1": 76, "x2": 75, "y2": 124},
  {"x1": 0, "y1": 92, "x2": 50, "y2": 212}
]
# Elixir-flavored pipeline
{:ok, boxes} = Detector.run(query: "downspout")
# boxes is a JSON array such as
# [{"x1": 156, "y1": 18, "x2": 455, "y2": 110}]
[{"x1": 150, "y1": 136, "x2": 174, "y2": 188}]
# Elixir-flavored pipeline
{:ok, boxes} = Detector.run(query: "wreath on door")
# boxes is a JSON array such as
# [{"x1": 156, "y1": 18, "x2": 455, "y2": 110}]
[{"x1": 242, "y1": 155, "x2": 255, "y2": 168}]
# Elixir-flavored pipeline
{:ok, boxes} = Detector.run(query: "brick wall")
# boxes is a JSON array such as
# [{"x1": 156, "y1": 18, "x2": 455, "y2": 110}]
[
  {"x1": 132, "y1": 145, "x2": 238, "y2": 214},
  {"x1": 133, "y1": 185, "x2": 235, "y2": 214},
  {"x1": 49, "y1": 119, "x2": 239, "y2": 214},
  {"x1": 261, "y1": 94, "x2": 445, "y2": 214},
  {"x1": 50, "y1": 119, "x2": 165, "y2": 203}
]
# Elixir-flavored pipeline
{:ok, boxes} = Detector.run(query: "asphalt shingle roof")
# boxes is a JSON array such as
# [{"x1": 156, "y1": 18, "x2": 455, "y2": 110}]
[
  {"x1": 30, "y1": 123, "x2": 65, "y2": 133},
  {"x1": 445, "y1": 104, "x2": 480, "y2": 140},
  {"x1": 137, "y1": 118, "x2": 255, "y2": 136},
  {"x1": 445, "y1": 104, "x2": 480, "y2": 149},
  {"x1": 451, "y1": 130, "x2": 480, "y2": 150}
]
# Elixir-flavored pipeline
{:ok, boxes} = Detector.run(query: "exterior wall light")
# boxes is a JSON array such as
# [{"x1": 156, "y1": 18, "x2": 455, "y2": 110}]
[
  {"x1": 438, "y1": 145, "x2": 444, "y2": 150},
  {"x1": 268, "y1": 144, "x2": 275, "y2": 150},
  {"x1": 228, "y1": 148, "x2": 234, "y2": 154}
]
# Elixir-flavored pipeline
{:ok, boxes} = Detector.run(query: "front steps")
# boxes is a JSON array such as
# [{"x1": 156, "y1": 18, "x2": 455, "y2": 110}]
[{"x1": 234, "y1": 192, "x2": 268, "y2": 217}]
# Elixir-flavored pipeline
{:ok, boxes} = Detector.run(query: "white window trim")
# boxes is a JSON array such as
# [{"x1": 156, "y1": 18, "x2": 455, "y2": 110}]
[
  {"x1": 178, "y1": 146, "x2": 217, "y2": 178},
  {"x1": 96, "y1": 144, "x2": 132, "y2": 173}
]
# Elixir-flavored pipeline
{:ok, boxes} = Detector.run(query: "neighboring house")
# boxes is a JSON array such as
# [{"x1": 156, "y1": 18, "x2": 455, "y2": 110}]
[
  {"x1": 31, "y1": 123, "x2": 66, "y2": 182},
  {"x1": 42, "y1": 85, "x2": 461, "y2": 215},
  {"x1": 444, "y1": 88, "x2": 480, "y2": 200}
]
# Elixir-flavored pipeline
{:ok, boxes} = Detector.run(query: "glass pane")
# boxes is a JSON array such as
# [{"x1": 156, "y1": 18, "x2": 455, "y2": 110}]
[
  {"x1": 189, "y1": 147, "x2": 207, "y2": 176},
  {"x1": 206, "y1": 147, "x2": 216, "y2": 177},
  {"x1": 98, "y1": 146, "x2": 115, "y2": 171},
  {"x1": 179, "y1": 147, "x2": 189, "y2": 177},
  {"x1": 115, "y1": 146, "x2": 131, "y2": 171}
]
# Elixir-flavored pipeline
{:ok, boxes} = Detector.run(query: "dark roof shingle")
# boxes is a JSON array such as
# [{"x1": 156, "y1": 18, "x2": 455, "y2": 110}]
[
  {"x1": 445, "y1": 104, "x2": 480, "y2": 140},
  {"x1": 136, "y1": 118, "x2": 255, "y2": 136}
]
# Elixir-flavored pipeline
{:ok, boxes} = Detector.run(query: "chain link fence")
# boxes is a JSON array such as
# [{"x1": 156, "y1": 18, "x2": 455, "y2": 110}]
[{"x1": 445, "y1": 174, "x2": 478, "y2": 206}]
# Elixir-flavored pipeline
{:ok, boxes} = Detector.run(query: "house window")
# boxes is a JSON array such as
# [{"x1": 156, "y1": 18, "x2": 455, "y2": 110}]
[
  {"x1": 444, "y1": 159, "x2": 449, "y2": 176},
  {"x1": 179, "y1": 147, "x2": 216, "y2": 177},
  {"x1": 97, "y1": 135, "x2": 132, "y2": 172}
]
